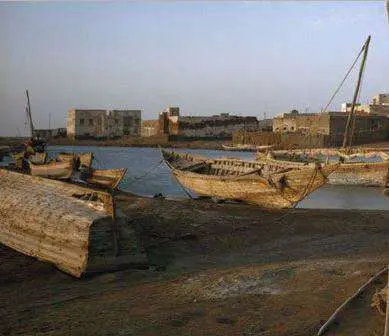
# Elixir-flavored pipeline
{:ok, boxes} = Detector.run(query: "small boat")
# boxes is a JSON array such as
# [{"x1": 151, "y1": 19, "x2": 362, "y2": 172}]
[
  {"x1": 29, "y1": 160, "x2": 73, "y2": 180},
  {"x1": 256, "y1": 150, "x2": 389, "y2": 187},
  {"x1": 57, "y1": 152, "x2": 94, "y2": 169},
  {"x1": 87, "y1": 168, "x2": 127, "y2": 189},
  {"x1": 161, "y1": 149, "x2": 338, "y2": 209}
]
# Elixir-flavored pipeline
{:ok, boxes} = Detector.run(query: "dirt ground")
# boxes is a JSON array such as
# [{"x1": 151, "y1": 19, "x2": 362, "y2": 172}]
[{"x1": 1, "y1": 195, "x2": 389, "y2": 335}]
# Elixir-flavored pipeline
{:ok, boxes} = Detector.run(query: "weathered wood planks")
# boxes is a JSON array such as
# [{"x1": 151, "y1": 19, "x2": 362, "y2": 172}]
[{"x1": 0, "y1": 169, "x2": 146, "y2": 277}]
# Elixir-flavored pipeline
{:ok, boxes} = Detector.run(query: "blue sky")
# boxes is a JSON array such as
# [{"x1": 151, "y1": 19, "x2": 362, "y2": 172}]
[{"x1": 0, "y1": 1, "x2": 388, "y2": 136}]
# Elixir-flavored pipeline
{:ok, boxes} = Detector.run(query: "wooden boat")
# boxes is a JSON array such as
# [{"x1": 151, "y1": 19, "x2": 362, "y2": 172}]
[
  {"x1": 57, "y1": 152, "x2": 94, "y2": 169},
  {"x1": 87, "y1": 168, "x2": 127, "y2": 189},
  {"x1": 0, "y1": 169, "x2": 147, "y2": 277},
  {"x1": 256, "y1": 151, "x2": 389, "y2": 187},
  {"x1": 29, "y1": 160, "x2": 73, "y2": 180},
  {"x1": 161, "y1": 149, "x2": 338, "y2": 209}
]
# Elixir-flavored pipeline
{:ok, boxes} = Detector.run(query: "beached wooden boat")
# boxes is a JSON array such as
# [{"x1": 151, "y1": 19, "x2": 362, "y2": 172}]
[
  {"x1": 256, "y1": 151, "x2": 389, "y2": 187},
  {"x1": 162, "y1": 149, "x2": 337, "y2": 209},
  {"x1": 57, "y1": 152, "x2": 94, "y2": 168},
  {"x1": 87, "y1": 168, "x2": 127, "y2": 189},
  {"x1": 29, "y1": 160, "x2": 73, "y2": 180},
  {"x1": 0, "y1": 169, "x2": 146, "y2": 277}
]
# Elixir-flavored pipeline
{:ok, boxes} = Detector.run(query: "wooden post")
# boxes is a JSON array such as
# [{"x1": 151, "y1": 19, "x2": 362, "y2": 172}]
[
  {"x1": 26, "y1": 89, "x2": 35, "y2": 138},
  {"x1": 342, "y1": 36, "x2": 371, "y2": 150}
]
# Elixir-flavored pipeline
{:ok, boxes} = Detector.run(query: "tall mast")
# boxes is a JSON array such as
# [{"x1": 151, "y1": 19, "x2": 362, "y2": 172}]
[
  {"x1": 342, "y1": 35, "x2": 371, "y2": 149},
  {"x1": 26, "y1": 89, "x2": 34, "y2": 138}
]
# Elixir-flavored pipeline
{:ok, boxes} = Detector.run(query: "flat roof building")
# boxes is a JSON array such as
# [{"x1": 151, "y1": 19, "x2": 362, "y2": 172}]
[{"x1": 67, "y1": 109, "x2": 141, "y2": 139}]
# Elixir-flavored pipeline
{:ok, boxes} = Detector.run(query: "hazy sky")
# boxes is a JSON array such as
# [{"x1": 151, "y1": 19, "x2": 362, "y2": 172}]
[{"x1": 1, "y1": 1, "x2": 388, "y2": 136}]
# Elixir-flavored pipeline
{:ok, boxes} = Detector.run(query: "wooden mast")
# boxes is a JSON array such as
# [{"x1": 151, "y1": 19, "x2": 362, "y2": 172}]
[
  {"x1": 342, "y1": 35, "x2": 371, "y2": 149},
  {"x1": 26, "y1": 89, "x2": 35, "y2": 138}
]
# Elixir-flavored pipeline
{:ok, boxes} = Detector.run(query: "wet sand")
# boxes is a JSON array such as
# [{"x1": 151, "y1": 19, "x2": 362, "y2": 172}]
[{"x1": 1, "y1": 195, "x2": 389, "y2": 335}]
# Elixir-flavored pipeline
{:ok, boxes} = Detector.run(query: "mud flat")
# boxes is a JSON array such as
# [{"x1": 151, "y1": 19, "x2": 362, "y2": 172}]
[{"x1": 1, "y1": 194, "x2": 389, "y2": 335}]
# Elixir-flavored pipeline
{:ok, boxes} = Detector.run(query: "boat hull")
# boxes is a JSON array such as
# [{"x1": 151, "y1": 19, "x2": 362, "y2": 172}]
[
  {"x1": 172, "y1": 170, "x2": 308, "y2": 208},
  {"x1": 163, "y1": 150, "x2": 335, "y2": 209},
  {"x1": 30, "y1": 160, "x2": 73, "y2": 180},
  {"x1": 0, "y1": 169, "x2": 146, "y2": 277},
  {"x1": 87, "y1": 168, "x2": 127, "y2": 189},
  {"x1": 57, "y1": 152, "x2": 94, "y2": 169},
  {"x1": 256, "y1": 152, "x2": 389, "y2": 187}
]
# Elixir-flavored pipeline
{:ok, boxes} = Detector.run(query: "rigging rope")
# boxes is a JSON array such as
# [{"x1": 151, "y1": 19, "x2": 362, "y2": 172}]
[{"x1": 322, "y1": 45, "x2": 365, "y2": 114}]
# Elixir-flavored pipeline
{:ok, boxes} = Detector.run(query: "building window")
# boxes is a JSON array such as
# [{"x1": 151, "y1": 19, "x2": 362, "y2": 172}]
[
  {"x1": 115, "y1": 119, "x2": 119, "y2": 125},
  {"x1": 80, "y1": 118, "x2": 85, "y2": 125},
  {"x1": 89, "y1": 119, "x2": 93, "y2": 126}
]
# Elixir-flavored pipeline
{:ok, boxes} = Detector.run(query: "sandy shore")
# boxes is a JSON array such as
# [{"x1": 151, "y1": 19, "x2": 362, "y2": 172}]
[{"x1": 1, "y1": 195, "x2": 389, "y2": 335}]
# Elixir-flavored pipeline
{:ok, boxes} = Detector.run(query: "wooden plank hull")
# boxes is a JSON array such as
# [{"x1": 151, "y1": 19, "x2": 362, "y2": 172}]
[
  {"x1": 29, "y1": 160, "x2": 73, "y2": 180},
  {"x1": 0, "y1": 169, "x2": 146, "y2": 277},
  {"x1": 162, "y1": 150, "x2": 336, "y2": 209},
  {"x1": 57, "y1": 152, "x2": 94, "y2": 169},
  {"x1": 87, "y1": 168, "x2": 127, "y2": 189},
  {"x1": 256, "y1": 154, "x2": 389, "y2": 187}
]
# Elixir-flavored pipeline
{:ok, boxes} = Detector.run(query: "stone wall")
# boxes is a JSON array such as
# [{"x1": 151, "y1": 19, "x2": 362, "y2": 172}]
[
  {"x1": 273, "y1": 113, "x2": 331, "y2": 135},
  {"x1": 233, "y1": 131, "x2": 329, "y2": 149}
]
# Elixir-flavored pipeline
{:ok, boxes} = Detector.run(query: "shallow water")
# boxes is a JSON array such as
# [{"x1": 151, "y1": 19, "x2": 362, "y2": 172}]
[{"x1": 44, "y1": 145, "x2": 389, "y2": 210}]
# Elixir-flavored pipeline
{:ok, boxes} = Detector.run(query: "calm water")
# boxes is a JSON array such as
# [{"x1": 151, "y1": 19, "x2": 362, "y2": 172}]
[{"x1": 45, "y1": 146, "x2": 389, "y2": 210}]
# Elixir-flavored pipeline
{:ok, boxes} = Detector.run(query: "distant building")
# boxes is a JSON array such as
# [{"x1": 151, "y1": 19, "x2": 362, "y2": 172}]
[
  {"x1": 158, "y1": 106, "x2": 258, "y2": 138},
  {"x1": 67, "y1": 109, "x2": 141, "y2": 139},
  {"x1": 34, "y1": 128, "x2": 67, "y2": 139},
  {"x1": 141, "y1": 120, "x2": 159, "y2": 137},
  {"x1": 341, "y1": 93, "x2": 389, "y2": 116},
  {"x1": 257, "y1": 119, "x2": 273, "y2": 131},
  {"x1": 273, "y1": 110, "x2": 388, "y2": 146}
]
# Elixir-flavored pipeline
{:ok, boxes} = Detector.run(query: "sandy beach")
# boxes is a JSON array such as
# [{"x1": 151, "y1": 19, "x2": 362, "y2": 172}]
[{"x1": 1, "y1": 194, "x2": 389, "y2": 335}]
